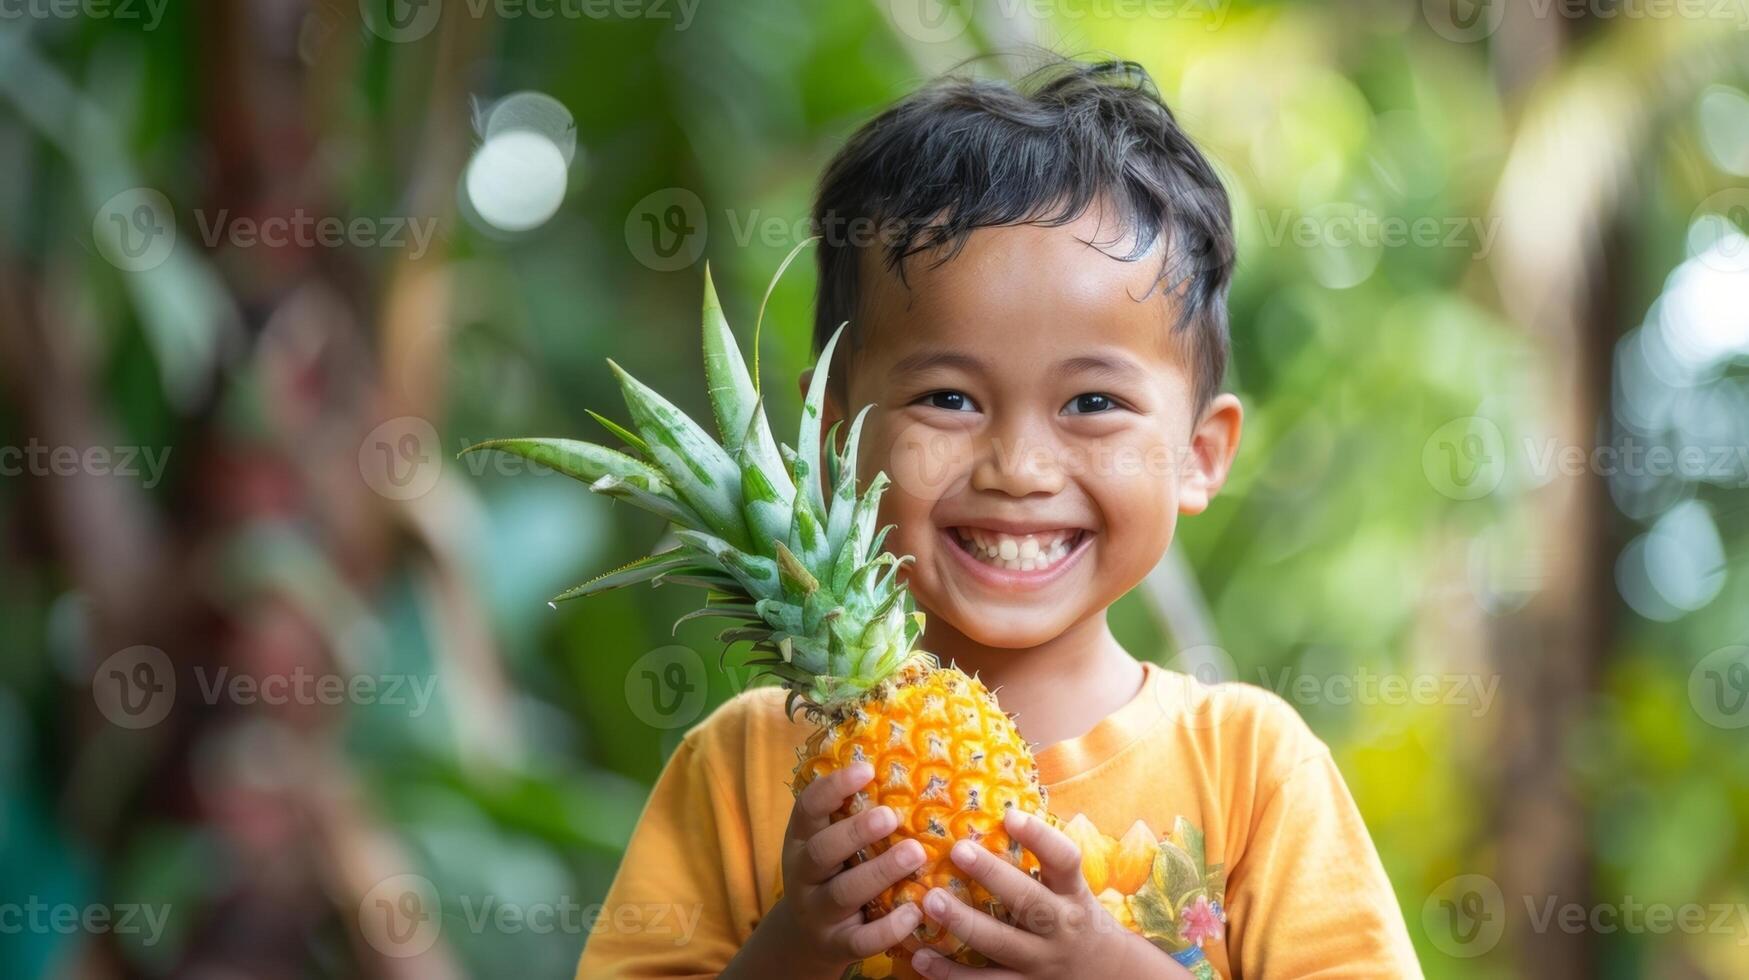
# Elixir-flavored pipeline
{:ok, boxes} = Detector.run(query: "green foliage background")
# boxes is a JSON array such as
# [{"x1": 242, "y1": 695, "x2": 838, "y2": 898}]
[{"x1": 2, "y1": 2, "x2": 1747, "y2": 977}]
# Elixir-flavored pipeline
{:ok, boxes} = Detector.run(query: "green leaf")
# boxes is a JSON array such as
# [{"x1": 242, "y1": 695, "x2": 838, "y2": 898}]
[
  {"x1": 787, "y1": 485, "x2": 830, "y2": 571},
  {"x1": 739, "y1": 471, "x2": 790, "y2": 553},
  {"x1": 588, "y1": 474, "x2": 702, "y2": 528},
  {"x1": 738, "y1": 404, "x2": 795, "y2": 550},
  {"x1": 586, "y1": 410, "x2": 649, "y2": 457},
  {"x1": 460, "y1": 437, "x2": 664, "y2": 490},
  {"x1": 795, "y1": 323, "x2": 843, "y2": 520},
  {"x1": 673, "y1": 529, "x2": 779, "y2": 597},
  {"x1": 552, "y1": 551, "x2": 699, "y2": 603},
  {"x1": 608, "y1": 359, "x2": 750, "y2": 549},
  {"x1": 1174, "y1": 816, "x2": 1206, "y2": 875},
  {"x1": 1129, "y1": 835, "x2": 1208, "y2": 951},
  {"x1": 825, "y1": 404, "x2": 873, "y2": 548},
  {"x1": 739, "y1": 398, "x2": 789, "y2": 496},
  {"x1": 823, "y1": 418, "x2": 844, "y2": 489},
  {"x1": 752, "y1": 235, "x2": 819, "y2": 394},
  {"x1": 845, "y1": 471, "x2": 890, "y2": 567},
  {"x1": 701, "y1": 262, "x2": 759, "y2": 454},
  {"x1": 774, "y1": 540, "x2": 820, "y2": 598}
]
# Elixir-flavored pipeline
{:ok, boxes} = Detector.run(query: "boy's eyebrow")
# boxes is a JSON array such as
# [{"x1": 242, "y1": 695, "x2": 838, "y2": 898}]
[
  {"x1": 1057, "y1": 353, "x2": 1149, "y2": 380},
  {"x1": 888, "y1": 350, "x2": 985, "y2": 378}
]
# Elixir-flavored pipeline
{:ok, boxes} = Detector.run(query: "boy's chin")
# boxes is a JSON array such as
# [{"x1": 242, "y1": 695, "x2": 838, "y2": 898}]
[{"x1": 930, "y1": 602, "x2": 1083, "y2": 651}]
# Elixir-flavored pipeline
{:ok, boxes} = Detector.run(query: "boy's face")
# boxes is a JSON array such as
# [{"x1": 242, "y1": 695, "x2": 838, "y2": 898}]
[{"x1": 813, "y1": 206, "x2": 1243, "y2": 651}]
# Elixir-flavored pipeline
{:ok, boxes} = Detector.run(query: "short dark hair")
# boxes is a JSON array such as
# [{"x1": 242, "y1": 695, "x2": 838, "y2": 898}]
[{"x1": 810, "y1": 56, "x2": 1235, "y2": 406}]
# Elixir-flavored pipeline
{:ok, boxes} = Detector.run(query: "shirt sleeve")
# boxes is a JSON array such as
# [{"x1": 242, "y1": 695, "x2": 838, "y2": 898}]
[
  {"x1": 1222, "y1": 740, "x2": 1423, "y2": 978},
  {"x1": 574, "y1": 730, "x2": 759, "y2": 979}
]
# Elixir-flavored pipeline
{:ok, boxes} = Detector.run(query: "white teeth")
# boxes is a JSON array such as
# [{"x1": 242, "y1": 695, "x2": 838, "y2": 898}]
[{"x1": 953, "y1": 528, "x2": 1082, "y2": 573}]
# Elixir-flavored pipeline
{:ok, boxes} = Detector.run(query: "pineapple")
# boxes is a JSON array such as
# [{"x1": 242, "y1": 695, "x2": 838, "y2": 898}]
[{"x1": 463, "y1": 260, "x2": 1047, "y2": 963}]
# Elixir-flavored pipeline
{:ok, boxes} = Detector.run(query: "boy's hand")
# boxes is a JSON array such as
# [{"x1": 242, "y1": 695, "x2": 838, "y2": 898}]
[
  {"x1": 733, "y1": 761, "x2": 927, "y2": 979},
  {"x1": 909, "y1": 809, "x2": 1193, "y2": 980}
]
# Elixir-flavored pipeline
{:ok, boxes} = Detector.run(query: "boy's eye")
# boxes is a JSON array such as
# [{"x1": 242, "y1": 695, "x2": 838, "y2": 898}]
[
  {"x1": 1063, "y1": 393, "x2": 1118, "y2": 415},
  {"x1": 919, "y1": 390, "x2": 977, "y2": 412}
]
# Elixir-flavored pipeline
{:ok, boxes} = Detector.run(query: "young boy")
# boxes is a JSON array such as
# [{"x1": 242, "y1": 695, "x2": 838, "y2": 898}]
[{"x1": 578, "y1": 59, "x2": 1421, "y2": 979}]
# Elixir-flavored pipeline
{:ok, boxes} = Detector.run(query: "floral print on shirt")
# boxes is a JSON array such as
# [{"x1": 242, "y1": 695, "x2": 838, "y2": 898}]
[{"x1": 842, "y1": 813, "x2": 1227, "y2": 980}]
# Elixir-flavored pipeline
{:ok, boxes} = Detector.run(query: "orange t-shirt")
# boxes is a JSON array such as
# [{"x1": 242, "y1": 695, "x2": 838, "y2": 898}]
[{"x1": 575, "y1": 662, "x2": 1423, "y2": 979}]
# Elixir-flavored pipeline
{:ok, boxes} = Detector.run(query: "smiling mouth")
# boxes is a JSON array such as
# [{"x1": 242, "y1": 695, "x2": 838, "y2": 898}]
[{"x1": 947, "y1": 526, "x2": 1090, "y2": 573}]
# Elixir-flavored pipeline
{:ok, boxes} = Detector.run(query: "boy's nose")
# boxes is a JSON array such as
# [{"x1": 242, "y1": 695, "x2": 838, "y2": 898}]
[{"x1": 969, "y1": 422, "x2": 1067, "y2": 498}]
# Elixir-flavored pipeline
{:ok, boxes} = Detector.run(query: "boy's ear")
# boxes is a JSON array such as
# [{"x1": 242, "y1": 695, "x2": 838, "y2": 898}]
[{"x1": 1178, "y1": 393, "x2": 1243, "y2": 516}]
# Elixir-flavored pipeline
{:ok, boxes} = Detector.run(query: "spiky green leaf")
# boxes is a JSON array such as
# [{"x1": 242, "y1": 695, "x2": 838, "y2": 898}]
[
  {"x1": 751, "y1": 235, "x2": 819, "y2": 394},
  {"x1": 826, "y1": 404, "x2": 873, "y2": 548},
  {"x1": 552, "y1": 551, "x2": 699, "y2": 603},
  {"x1": 773, "y1": 540, "x2": 820, "y2": 598},
  {"x1": 673, "y1": 529, "x2": 779, "y2": 596},
  {"x1": 589, "y1": 474, "x2": 702, "y2": 528},
  {"x1": 608, "y1": 360, "x2": 750, "y2": 549},
  {"x1": 787, "y1": 487, "x2": 830, "y2": 571},
  {"x1": 586, "y1": 410, "x2": 650, "y2": 457},
  {"x1": 701, "y1": 262, "x2": 759, "y2": 454},
  {"x1": 739, "y1": 422, "x2": 794, "y2": 548},
  {"x1": 795, "y1": 323, "x2": 844, "y2": 519},
  {"x1": 461, "y1": 437, "x2": 663, "y2": 490}
]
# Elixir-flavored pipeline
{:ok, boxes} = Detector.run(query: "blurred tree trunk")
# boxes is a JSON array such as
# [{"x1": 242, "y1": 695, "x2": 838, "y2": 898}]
[
  {"x1": 0, "y1": 3, "x2": 493, "y2": 975},
  {"x1": 1485, "y1": 7, "x2": 1605, "y2": 979},
  {"x1": 1485, "y1": 18, "x2": 1741, "y2": 977}
]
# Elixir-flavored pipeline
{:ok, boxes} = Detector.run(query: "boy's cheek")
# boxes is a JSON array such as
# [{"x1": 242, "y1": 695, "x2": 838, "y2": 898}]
[
  {"x1": 1091, "y1": 472, "x2": 1180, "y2": 570},
  {"x1": 880, "y1": 420, "x2": 975, "y2": 507}
]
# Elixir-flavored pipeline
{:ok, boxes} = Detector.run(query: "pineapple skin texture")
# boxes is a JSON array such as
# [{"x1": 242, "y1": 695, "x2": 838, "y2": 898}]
[{"x1": 793, "y1": 658, "x2": 1048, "y2": 965}]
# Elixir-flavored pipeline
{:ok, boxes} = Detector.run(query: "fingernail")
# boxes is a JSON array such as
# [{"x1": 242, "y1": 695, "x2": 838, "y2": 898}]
[
  {"x1": 913, "y1": 949, "x2": 939, "y2": 977},
  {"x1": 1006, "y1": 807, "x2": 1029, "y2": 829},
  {"x1": 923, "y1": 889, "x2": 948, "y2": 916},
  {"x1": 849, "y1": 762, "x2": 874, "y2": 782},
  {"x1": 951, "y1": 840, "x2": 980, "y2": 868},
  {"x1": 897, "y1": 840, "x2": 926, "y2": 868},
  {"x1": 869, "y1": 806, "x2": 898, "y2": 834}
]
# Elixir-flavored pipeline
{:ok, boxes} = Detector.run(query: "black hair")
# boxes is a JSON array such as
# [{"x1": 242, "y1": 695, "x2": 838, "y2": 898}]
[{"x1": 810, "y1": 55, "x2": 1235, "y2": 406}]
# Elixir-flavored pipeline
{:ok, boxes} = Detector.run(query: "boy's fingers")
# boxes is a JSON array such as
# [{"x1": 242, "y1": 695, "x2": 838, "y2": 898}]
[
  {"x1": 1005, "y1": 809, "x2": 1088, "y2": 896},
  {"x1": 841, "y1": 901, "x2": 923, "y2": 961},
  {"x1": 800, "y1": 806, "x2": 901, "y2": 883},
  {"x1": 911, "y1": 947, "x2": 1022, "y2": 980},
  {"x1": 945, "y1": 839, "x2": 1049, "y2": 918},
  {"x1": 918, "y1": 887, "x2": 1039, "y2": 968},
  {"x1": 823, "y1": 839, "x2": 928, "y2": 914},
  {"x1": 788, "y1": 762, "x2": 873, "y2": 842}
]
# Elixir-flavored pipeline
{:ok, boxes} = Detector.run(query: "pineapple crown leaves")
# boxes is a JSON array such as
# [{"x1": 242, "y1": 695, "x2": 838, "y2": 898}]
[{"x1": 461, "y1": 256, "x2": 923, "y2": 712}]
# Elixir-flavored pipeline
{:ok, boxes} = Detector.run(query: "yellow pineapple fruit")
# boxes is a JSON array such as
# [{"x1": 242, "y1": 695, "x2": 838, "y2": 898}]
[
  {"x1": 795, "y1": 658, "x2": 1046, "y2": 959},
  {"x1": 466, "y1": 259, "x2": 1046, "y2": 965}
]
